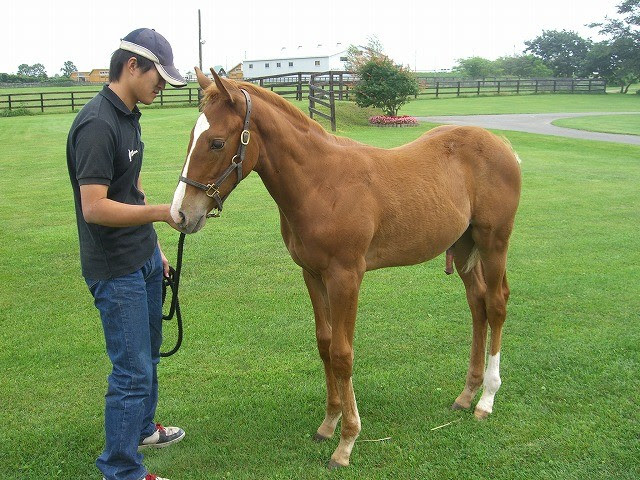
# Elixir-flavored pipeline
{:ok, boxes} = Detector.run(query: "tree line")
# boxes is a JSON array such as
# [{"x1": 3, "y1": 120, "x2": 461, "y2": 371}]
[
  {"x1": 454, "y1": 0, "x2": 639, "y2": 93},
  {"x1": 0, "y1": 61, "x2": 77, "y2": 84}
]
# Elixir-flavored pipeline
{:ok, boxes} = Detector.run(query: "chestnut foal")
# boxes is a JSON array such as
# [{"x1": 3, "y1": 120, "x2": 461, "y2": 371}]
[{"x1": 171, "y1": 68, "x2": 521, "y2": 468}]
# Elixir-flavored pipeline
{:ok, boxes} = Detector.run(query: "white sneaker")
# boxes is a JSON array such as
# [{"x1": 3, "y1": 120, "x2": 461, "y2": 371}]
[{"x1": 138, "y1": 423, "x2": 185, "y2": 450}]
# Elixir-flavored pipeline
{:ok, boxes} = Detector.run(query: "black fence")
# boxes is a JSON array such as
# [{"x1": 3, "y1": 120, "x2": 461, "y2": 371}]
[
  {"x1": 244, "y1": 71, "x2": 356, "y2": 101},
  {"x1": 0, "y1": 75, "x2": 606, "y2": 113},
  {"x1": 0, "y1": 88, "x2": 201, "y2": 113},
  {"x1": 418, "y1": 78, "x2": 607, "y2": 97}
]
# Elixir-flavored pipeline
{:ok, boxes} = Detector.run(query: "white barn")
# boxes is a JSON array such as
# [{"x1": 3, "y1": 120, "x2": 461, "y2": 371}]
[{"x1": 243, "y1": 44, "x2": 348, "y2": 78}]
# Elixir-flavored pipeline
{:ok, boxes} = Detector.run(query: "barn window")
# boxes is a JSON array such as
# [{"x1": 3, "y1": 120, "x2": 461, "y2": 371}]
[
  {"x1": 249, "y1": 64, "x2": 253, "y2": 69},
  {"x1": 265, "y1": 63, "x2": 270, "y2": 68},
  {"x1": 315, "y1": 61, "x2": 320, "y2": 66},
  {"x1": 340, "y1": 57, "x2": 347, "y2": 62},
  {"x1": 289, "y1": 62, "x2": 294, "y2": 67},
  {"x1": 277, "y1": 62, "x2": 281, "y2": 67}
]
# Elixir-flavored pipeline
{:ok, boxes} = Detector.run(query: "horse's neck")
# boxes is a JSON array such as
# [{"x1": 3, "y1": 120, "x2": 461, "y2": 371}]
[{"x1": 252, "y1": 104, "x2": 339, "y2": 214}]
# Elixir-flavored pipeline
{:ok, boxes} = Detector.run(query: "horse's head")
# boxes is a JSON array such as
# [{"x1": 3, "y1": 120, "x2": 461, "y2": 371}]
[{"x1": 170, "y1": 67, "x2": 258, "y2": 233}]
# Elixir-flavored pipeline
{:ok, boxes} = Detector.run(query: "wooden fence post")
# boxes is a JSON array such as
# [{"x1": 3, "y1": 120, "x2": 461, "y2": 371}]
[
  {"x1": 329, "y1": 72, "x2": 334, "y2": 102},
  {"x1": 8, "y1": 94, "x2": 12, "y2": 111},
  {"x1": 40, "y1": 93, "x2": 44, "y2": 113},
  {"x1": 71, "y1": 92, "x2": 75, "y2": 111},
  {"x1": 330, "y1": 90, "x2": 336, "y2": 132},
  {"x1": 297, "y1": 73, "x2": 302, "y2": 101},
  {"x1": 435, "y1": 82, "x2": 439, "y2": 98},
  {"x1": 477, "y1": 80, "x2": 481, "y2": 96},
  {"x1": 457, "y1": 81, "x2": 461, "y2": 97}
]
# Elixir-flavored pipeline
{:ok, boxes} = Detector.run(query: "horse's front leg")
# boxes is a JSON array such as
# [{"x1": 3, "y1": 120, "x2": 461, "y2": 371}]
[
  {"x1": 323, "y1": 264, "x2": 364, "y2": 468},
  {"x1": 302, "y1": 269, "x2": 341, "y2": 441}
]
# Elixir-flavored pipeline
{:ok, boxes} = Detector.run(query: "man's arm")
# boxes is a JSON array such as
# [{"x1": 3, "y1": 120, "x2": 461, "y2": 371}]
[
  {"x1": 80, "y1": 184, "x2": 177, "y2": 228},
  {"x1": 138, "y1": 176, "x2": 172, "y2": 277}
]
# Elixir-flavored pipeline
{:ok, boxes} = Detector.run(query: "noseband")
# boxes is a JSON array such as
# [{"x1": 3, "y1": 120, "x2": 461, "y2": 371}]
[{"x1": 179, "y1": 88, "x2": 252, "y2": 218}]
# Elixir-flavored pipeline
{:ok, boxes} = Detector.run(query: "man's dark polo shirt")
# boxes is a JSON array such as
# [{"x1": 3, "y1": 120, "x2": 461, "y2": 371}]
[{"x1": 67, "y1": 85, "x2": 157, "y2": 280}]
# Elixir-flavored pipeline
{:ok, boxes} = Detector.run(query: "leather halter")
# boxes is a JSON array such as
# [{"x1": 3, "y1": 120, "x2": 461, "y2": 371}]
[{"x1": 179, "y1": 88, "x2": 252, "y2": 218}]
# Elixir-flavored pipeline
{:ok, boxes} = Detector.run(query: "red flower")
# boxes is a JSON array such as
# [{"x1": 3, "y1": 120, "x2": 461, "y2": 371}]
[{"x1": 369, "y1": 115, "x2": 418, "y2": 126}]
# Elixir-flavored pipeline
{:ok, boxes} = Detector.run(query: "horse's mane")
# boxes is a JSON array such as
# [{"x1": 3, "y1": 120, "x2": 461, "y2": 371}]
[{"x1": 201, "y1": 80, "x2": 359, "y2": 146}]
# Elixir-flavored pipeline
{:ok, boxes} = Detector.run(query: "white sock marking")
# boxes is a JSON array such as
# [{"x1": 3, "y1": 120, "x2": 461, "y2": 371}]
[
  {"x1": 476, "y1": 352, "x2": 501, "y2": 414},
  {"x1": 171, "y1": 113, "x2": 210, "y2": 222}
]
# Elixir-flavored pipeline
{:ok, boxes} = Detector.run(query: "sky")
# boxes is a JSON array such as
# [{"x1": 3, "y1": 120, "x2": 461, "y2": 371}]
[{"x1": 1, "y1": 0, "x2": 621, "y2": 76}]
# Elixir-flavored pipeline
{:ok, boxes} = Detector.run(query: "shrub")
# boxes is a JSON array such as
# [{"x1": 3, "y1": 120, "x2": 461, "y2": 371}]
[
  {"x1": 354, "y1": 58, "x2": 419, "y2": 117},
  {"x1": 0, "y1": 107, "x2": 34, "y2": 117}
]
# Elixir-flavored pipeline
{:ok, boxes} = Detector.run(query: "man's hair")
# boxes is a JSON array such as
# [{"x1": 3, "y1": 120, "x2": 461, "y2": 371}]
[{"x1": 109, "y1": 49, "x2": 155, "y2": 83}]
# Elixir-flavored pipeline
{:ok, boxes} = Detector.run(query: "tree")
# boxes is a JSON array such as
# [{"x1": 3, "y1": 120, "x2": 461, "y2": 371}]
[
  {"x1": 353, "y1": 58, "x2": 419, "y2": 117},
  {"x1": 588, "y1": 0, "x2": 640, "y2": 92},
  {"x1": 345, "y1": 35, "x2": 386, "y2": 71},
  {"x1": 453, "y1": 57, "x2": 502, "y2": 78},
  {"x1": 17, "y1": 64, "x2": 31, "y2": 76},
  {"x1": 495, "y1": 55, "x2": 553, "y2": 78},
  {"x1": 16, "y1": 63, "x2": 48, "y2": 79},
  {"x1": 61, "y1": 61, "x2": 78, "y2": 77},
  {"x1": 524, "y1": 30, "x2": 592, "y2": 77}
]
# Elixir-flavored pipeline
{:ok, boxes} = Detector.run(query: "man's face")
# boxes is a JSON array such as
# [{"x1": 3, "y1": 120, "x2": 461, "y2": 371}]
[{"x1": 132, "y1": 64, "x2": 166, "y2": 105}]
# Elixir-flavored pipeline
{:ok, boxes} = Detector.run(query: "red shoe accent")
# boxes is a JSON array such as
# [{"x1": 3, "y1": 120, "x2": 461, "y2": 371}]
[
  {"x1": 155, "y1": 423, "x2": 166, "y2": 432},
  {"x1": 145, "y1": 475, "x2": 157, "y2": 480}
]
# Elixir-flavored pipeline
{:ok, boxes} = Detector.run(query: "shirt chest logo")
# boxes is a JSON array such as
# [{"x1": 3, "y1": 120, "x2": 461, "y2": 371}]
[{"x1": 128, "y1": 149, "x2": 139, "y2": 162}]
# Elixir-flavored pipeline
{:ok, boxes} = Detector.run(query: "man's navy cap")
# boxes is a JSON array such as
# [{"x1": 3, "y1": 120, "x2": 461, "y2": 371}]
[{"x1": 120, "y1": 28, "x2": 187, "y2": 87}]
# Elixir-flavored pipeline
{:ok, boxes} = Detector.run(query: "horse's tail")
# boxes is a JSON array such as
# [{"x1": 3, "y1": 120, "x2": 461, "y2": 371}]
[
  {"x1": 462, "y1": 245, "x2": 481, "y2": 274},
  {"x1": 499, "y1": 135, "x2": 522, "y2": 164}
]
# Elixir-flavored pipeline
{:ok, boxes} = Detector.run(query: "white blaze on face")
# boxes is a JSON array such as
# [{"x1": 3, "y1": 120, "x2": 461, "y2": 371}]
[
  {"x1": 171, "y1": 113, "x2": 210, "y2": 222},
  {"x1": 476, "y1": 352, "x2": 502, "y2": 414}
]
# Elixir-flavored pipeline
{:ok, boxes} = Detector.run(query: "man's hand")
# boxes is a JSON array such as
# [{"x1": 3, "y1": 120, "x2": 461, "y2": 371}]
[{"x1": 159, "y1": 244, "x2": 170, "y2": 278}]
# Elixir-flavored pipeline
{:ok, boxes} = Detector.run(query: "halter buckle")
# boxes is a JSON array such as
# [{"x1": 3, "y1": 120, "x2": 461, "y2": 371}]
[
  {"x1": 205, "y1": 184, "x2": 220, "y2": 198},
  {"x1": 240, "y1": 129, "x2": 250, "y2": 145}
]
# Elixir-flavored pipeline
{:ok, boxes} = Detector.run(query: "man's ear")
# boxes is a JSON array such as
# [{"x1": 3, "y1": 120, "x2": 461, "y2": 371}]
[{"x1": 125, "y1": 56, "x2": 138, "y2": 75}]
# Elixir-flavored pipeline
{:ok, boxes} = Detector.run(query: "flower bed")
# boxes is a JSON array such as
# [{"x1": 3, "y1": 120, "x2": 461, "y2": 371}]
[{"x1": 369, "y1": 115, "x2": 419, "y2": 127}]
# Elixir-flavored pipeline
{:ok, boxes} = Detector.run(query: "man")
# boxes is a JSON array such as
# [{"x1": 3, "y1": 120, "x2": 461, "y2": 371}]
[{"x1": 67, "y1": 28, "x2": 187, "y2": 480}]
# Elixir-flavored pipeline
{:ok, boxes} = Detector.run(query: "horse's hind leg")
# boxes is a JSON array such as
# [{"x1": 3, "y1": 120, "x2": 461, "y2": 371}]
[
  {"x1": 471, "y1": 224, "x2": 512, "y2": 419},
  {"x1": 302, "y1": 270, "x2": 342, "y2": 441},
  {"x1": 452, "y1": 230, "x2": 489, "y2": 410}
]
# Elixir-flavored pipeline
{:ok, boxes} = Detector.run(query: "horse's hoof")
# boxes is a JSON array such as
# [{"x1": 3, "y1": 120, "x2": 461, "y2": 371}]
[
  {"x1": 451, "y1": 401, "x2": 468, "y2": 410},
  {"x1": 313, "y1": 432, "x2": 330, "y2": 442},
  {"x1": 474, "y1": 408, "x2": 490, "y2": 420},
  {"x1": 327, "y1": 459, "x2": 347, "y2": 470}
]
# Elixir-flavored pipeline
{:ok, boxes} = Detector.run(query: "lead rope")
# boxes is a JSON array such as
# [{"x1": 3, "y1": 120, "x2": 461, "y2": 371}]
[{"x1": 160, "y1": 232, "x2": 186, "y2": 357}]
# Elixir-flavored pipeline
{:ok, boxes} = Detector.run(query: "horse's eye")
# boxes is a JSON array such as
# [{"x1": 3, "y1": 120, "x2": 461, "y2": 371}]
[{"x1": 212, "y1": 139, "x2": 225, "y2": 150}]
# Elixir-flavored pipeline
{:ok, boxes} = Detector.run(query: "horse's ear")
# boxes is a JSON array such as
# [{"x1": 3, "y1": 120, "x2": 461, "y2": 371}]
[
  {"x1": 195, "y1": 67, "x2": 212, "y2": 89},
  {"x1": 210, "y1": 68, "x2": 235, "y2": 104}
]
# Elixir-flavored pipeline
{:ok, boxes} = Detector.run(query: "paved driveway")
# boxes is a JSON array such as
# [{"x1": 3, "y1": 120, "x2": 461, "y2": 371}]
[{"x1": 417, "y1": 112, "x2": 640, "y2": 145}]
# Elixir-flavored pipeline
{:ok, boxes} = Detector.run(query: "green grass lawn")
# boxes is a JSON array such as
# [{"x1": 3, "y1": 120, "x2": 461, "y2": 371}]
[
  {"x1": 1, "y1": 94, "x2": 639, "y2": 479},
  {"x1": 552, "y1": 114, "x2": 640, "y2": 136},
  {"x1": 400, "y1": 92, "x2": 640, "y2": 116}
]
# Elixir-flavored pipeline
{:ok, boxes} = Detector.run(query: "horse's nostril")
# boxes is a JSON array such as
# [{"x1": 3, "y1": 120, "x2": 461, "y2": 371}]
[{"x1": 177, "y1": 210, "x2": 186, "y2": 224}]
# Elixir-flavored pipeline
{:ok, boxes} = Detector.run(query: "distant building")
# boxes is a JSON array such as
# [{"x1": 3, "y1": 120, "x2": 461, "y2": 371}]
[
  {"x1": 212, "y1": 65, "x2": 226, "y2": 77},
  {"x1": 228, "y1": 63, "x2": 243, "y2": 80},
  {"x1": 243, "y1": 44, "x2": 348, "y2": 78},
  {"x1": 70, "y1": 71, "x2": 89, "y2": 82},
  {"x1": 70, "y1": 69, "x2": 109, "y2": 83}
]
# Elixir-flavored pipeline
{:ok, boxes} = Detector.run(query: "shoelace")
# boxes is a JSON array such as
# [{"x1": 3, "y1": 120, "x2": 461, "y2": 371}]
[
  {"x1": 155, "y1": 423, "x2": 166, "y2": 433},
  {"x1": 145, "y1": 475, "x2": 157, "y2": 480}
]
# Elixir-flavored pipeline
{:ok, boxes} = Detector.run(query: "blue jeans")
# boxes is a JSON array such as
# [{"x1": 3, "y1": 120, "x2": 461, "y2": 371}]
[{"x1": 85, "y1": 246, "x2": 164, "y2": 480}]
